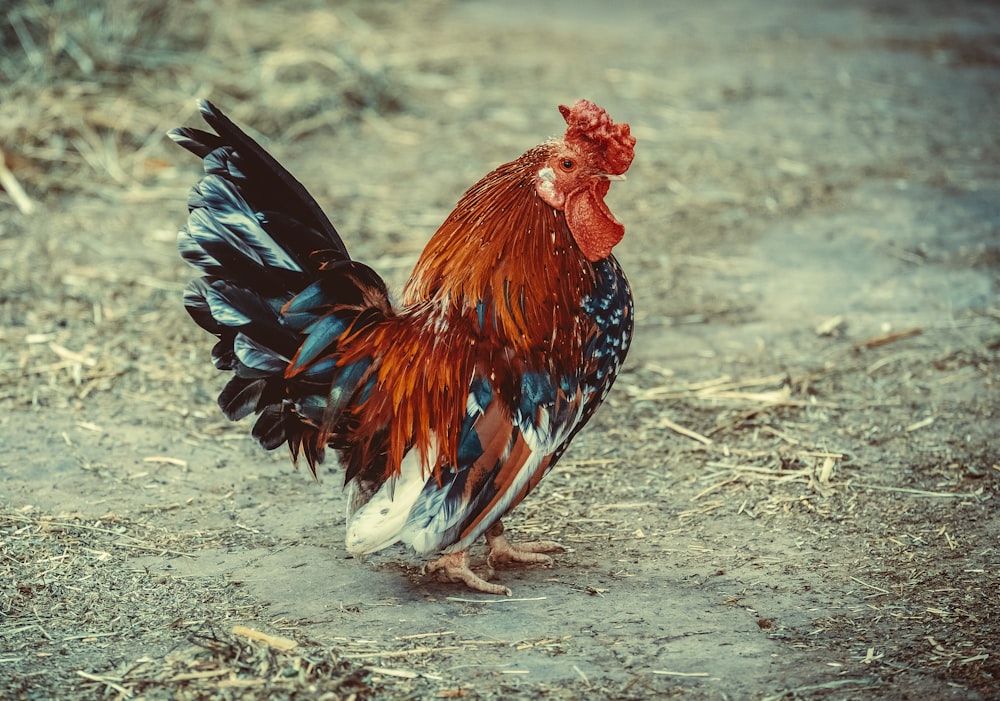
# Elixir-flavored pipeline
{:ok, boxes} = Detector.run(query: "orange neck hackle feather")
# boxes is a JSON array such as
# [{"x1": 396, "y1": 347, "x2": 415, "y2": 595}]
[{"x1": 403, "y1": 144, "x2": 597, "y2": 351}]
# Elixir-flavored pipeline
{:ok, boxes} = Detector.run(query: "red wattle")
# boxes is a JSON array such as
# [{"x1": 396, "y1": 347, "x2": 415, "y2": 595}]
[{"x1": 565, "y1": 180, "x2": 624, "y2": 262}]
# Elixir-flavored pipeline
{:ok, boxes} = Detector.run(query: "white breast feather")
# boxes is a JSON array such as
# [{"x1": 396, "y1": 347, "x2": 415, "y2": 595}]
[{"x1": 345, "y1": 447, "x2": 432, "y2": 555}]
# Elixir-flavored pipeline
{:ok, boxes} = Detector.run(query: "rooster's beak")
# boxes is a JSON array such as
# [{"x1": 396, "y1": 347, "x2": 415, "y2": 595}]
[{"x1": 599, "y1": 173, "x2": 627, "y2": 181}]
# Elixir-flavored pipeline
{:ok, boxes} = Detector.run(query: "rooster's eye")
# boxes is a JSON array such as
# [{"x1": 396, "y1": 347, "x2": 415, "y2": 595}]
[{"x1": 560, "y1": 158, "x2": 575, "y2": 171}]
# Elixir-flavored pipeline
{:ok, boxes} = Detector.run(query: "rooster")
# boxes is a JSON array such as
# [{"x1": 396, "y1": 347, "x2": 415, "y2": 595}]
[{"x1": 169, "y1": 99, "x2": 635, "y2": 595}]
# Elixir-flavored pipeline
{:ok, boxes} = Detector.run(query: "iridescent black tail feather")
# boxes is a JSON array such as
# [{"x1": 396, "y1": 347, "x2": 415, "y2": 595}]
[{"x1": 170, "y1": 100, "x2": 389, "y2": 472}]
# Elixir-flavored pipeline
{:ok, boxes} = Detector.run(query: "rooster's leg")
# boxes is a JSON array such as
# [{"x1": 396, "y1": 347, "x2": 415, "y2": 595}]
[
  {"x1": 485, "y1": 520, "x2": 564, "y2": 570},
  {"x1": 425, "y1": 550, "x2": 512, "y2": 596}
]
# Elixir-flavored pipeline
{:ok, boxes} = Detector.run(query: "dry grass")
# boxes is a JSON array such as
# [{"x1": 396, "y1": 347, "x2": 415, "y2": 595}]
[
  {"x1": 0, "y1": 507, "x2": 263, "y2": 698},
  {"x1": 611, "y1": 350, "x2": 1000, "y2": 690},
  {"x1": 0, "y1": 0, "x2": 403, "y2": 202},
  {"x1": 0, "y1": 507, "x2": 452, "y2": 699}
]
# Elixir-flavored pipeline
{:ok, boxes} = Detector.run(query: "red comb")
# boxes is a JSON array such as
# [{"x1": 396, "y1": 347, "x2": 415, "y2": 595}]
[{"x1": 558, "y1": 100, "x2": 635, "y2": 176}]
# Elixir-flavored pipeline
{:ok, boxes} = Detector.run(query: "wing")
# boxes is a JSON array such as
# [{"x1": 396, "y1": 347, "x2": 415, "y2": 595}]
[
  {"x1": 418, "y1": 370, "x2": 593, "y2": 553},
  {"x1": 407, "y1": 256, "x2": 633, "y2": 553},
  {"x1": 345, "y1": 369, "x2": 587, "y2": 556}
]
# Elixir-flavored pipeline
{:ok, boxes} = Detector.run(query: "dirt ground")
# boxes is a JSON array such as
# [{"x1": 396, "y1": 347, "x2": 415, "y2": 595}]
[{"x1": 1, "y1": 0, "x2": 998, "y2": 699}]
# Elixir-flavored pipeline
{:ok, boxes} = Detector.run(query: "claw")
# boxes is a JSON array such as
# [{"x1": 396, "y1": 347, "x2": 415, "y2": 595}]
[
  {"x1": 484, "y1": 521, "x2": 564, "y2": 569},
  {"x1": 423, "y1": 522, "x2": 564, "y2": 596},
  {"x1": 424, "y1": 551, "x2": 511, "y2": 596}
]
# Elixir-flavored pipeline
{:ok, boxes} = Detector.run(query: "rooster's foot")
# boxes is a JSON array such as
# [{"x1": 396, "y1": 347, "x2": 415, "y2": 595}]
[
  {"x1": 424, "y1": 550, "x2": 511, "y2": 596},
  {"x1": 485, "y1": 520, "x2": 564, "y2": 569}
]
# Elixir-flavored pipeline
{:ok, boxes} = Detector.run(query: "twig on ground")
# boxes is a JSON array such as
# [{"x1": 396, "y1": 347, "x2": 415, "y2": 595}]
[
  {"x1": 858, "y1": 327, "x2": 922, "y2": 349},
  {"x1": 0, "y1": 146, "x2": 36, "y2": 214},
  {"x1": 660, "y1": 417, "x2": 713, "y2": 444}
]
